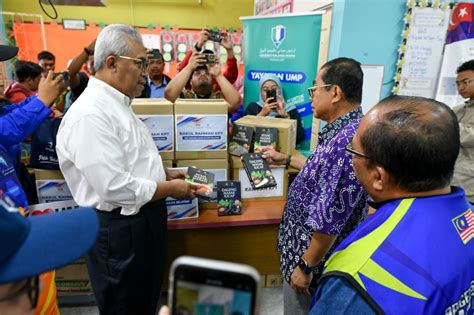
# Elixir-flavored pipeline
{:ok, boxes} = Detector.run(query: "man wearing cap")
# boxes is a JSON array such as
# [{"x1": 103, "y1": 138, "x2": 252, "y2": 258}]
[
  {"x1": 0, "y1": 44, "x2": 64, "y2": 314},
  {"x1": 164, "y1": 50, "x2": 241, "y2": 113},
  {"x1": 0, "y1": 200, "x2": 98, "y2": 315},
  {"x1": 137, "y1": 49, "x2": 172, "y2": 99}
]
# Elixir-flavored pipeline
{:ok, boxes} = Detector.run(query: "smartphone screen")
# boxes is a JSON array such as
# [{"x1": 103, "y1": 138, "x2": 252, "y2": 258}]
[{"x1": 170, "y1": 257, "x2": 259, "y2": 315}]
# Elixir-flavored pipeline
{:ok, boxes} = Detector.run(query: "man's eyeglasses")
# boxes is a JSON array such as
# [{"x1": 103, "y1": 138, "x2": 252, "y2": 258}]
[
  {"x1": 345, "y1": 142, "x2": 372, "y2": 161},
  {"x1": 307, "y1": 84, "x2": 332, "y2": 97},
  {"x1": 0, "y1": 276, "x2": 40, "y2": 310},
  {"x1": 117, "y1": 55, "x2": 148, "y2": 71},
  {"x1": 456, "y1": 78, "x2": 474, "y2": 87}
]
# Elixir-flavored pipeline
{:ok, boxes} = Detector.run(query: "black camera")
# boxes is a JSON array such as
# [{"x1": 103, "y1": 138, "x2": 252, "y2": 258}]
[
  {"x1": 207, "y1": 30, "x2": 223, "y2": 43},
  {"x1": 54, "y1": 71, "x2": 69, "y2": 88},
  {"x1": 266, "y1": 89, "x2": 277, "y2": 103},
  {"x1": 202, "y1": 53, "x2": 217, "y2": 65}
]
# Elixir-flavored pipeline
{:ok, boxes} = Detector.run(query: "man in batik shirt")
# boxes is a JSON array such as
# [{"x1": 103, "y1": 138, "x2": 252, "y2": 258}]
[{"x1": 262, "y1": 57, "x2": 369, "y2": 314}]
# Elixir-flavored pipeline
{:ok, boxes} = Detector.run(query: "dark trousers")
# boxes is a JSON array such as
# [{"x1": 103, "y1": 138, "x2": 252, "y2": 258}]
[{"x1": 86, "y1": 200, "x2": 167, "y2": 315}]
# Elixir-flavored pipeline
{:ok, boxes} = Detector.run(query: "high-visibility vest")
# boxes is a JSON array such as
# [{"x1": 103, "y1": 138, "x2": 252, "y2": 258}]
[{"x1": 322, "y1": 187, "x2": 474, "y2": 314}]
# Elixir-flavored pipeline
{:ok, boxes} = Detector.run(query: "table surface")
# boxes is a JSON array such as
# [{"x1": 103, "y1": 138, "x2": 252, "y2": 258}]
[{"x1": 168, "y1": 200, "x2": 285, "y2": 230}]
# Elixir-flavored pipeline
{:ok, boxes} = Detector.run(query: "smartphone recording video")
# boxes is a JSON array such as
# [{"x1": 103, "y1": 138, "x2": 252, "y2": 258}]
[
  {"x1": 266, "y1": 89, "x2": 277, "y2": 103},
  {"x1": 169, "y1": 256, "x2": 260, "y2": 315}
]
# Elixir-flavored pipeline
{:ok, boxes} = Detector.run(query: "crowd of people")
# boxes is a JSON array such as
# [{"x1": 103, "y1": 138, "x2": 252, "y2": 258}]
[{"x1": 0, "y1": 23, "x2": 472, "y2": 315}]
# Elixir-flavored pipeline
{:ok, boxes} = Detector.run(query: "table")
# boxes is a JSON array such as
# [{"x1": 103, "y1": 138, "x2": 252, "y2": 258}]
[{"x1": 166, "y1": 200, "x2": 285, "y2": 276}]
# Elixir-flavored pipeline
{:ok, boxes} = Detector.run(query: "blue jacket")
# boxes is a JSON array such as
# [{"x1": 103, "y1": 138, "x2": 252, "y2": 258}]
[
  {"x1": 0, "y1": 96, "x2": 52, "y2": 171},
  {"x1": 319, "y1": 187, "x2": 474, "y2": 314}
]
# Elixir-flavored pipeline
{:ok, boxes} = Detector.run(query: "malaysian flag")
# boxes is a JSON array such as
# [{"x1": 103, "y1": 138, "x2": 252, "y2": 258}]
[{"x1": 452, "y1": 209, "x2": 474, "y2": 244}]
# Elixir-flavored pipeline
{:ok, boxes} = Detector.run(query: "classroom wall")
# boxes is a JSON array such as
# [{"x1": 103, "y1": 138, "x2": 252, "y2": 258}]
[
  {"x1": 328, "y1": 0, "x2": 406, "y2": 99},
  {"x1": 3, "y1": 0, "x2": 253, "y2": 30}
]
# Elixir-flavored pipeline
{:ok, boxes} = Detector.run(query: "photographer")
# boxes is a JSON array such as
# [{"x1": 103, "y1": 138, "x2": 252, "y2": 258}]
[
  {"x1": 4, "y1": 61, "x2": 43, "y2": 103},
  {"x1": 164, "y1": 50, "x2": 241, "y2": 113},
  {"x1": 67, "y1": 39, "x2": 96, "y2": 104},
  {"x1": 177, "y1": 28, "x2": 238, "y2": 89},
  {"x1": 246, "y1": 73, "x2": 305, "y2": 144}
]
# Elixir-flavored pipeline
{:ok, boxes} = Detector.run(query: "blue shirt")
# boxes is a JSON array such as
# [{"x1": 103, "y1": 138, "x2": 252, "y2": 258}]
[
  {"x1": 148, "y1": 76, "x2": 169, "y2": 98},
  {"x1": 0, "y1": 96, "x2": 51, "y2": 171},
  {"x1": 277, "y1": 107, "x2": 368, "y2": 287}
]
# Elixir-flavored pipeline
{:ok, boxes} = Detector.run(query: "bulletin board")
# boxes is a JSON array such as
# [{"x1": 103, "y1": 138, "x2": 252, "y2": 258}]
[{"x1": 392, "y1": 1, "x2": 453, "y2": 98}]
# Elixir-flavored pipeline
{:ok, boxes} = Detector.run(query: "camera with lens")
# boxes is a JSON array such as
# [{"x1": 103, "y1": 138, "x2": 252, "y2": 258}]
[
  {"x1": 202, "y1": 53, "x2": 217, "y2": 65},
  {"x1": 53, "y1": 71, "x2": 70, "y2": 88}
]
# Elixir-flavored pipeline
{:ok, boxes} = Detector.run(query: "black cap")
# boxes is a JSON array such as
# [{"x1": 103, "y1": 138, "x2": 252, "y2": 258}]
[
  {"x1": 0, "y1": 45, "x2": 19, "y2": 61},
  {"x1": 149, "y1": 49, "x2": 163, "y2": 60}
]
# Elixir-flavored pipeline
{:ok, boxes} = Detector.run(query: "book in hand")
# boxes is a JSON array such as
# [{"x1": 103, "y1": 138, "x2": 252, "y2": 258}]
[
  {"x1": 217, "y1": 181, "x2": 242, "y2": 216},
  {"x1": 241, "y1": 153, "x2": 277, "y2": 190},
  {"x1": 229, "y1": 124, "x2": 254, "y2": 156},
  {"x1": 184, "y1": 167, "x2": 215, "y2": 200},
  {"x1": 253, "y1": 127, "x2": 278, "y2": 153}
]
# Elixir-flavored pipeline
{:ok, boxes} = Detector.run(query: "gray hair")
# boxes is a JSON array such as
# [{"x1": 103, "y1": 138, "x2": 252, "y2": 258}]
[{"x1": 94, "y1": 24, "x2": 143, "y2": 71}]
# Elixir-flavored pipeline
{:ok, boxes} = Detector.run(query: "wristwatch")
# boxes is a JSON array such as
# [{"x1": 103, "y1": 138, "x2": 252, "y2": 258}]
[{"x1": 297, "y1": 257, "x2": 316, "y2": 275}]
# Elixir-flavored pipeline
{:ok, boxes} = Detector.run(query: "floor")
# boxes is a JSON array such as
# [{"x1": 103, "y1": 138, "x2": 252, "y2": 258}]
[{"x1": 59, "y1": 286, "x2": 284, "y2": 315}]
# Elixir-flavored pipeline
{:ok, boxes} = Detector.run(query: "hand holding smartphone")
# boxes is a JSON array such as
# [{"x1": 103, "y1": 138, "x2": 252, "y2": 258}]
[{"x1": 169, "y1": 256, "x2": 260, "y2": 315}]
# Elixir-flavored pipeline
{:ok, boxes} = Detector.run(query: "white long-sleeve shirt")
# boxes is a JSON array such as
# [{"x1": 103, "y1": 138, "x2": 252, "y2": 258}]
[{"x1": 56, "y1": 76, "x2": 166, "y2": 215}]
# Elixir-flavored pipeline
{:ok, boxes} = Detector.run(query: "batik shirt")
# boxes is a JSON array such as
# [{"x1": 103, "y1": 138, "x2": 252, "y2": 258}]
[{"x1": 278, "y1": 107, "x2": 368, "y2": 287}]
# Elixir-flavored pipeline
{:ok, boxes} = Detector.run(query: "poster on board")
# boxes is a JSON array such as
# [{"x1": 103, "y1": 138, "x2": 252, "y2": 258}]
[
  {"x1": 394, "y1": 4, "x2": 451, "y2": 98},
  {"x1": 241, "y1": 12, "x2": 322, "y2": 150}
]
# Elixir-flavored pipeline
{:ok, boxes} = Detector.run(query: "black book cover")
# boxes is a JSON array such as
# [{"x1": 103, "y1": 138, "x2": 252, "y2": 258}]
[
  {"x1": 241, "y1": 153, "x2": 277, "y2": 190},
  {"x1": 229, "y1": 124, "x2": 254, "y2": 156},
  {"x1": 184, "y1": 166, "x2": 215, "y2": 200},
  {"x1": 254, "y1": 127, "x2": 277, "y2": 153},
  {"x1": 217, "y1": 181, "x2": 242, "y2": 216}
]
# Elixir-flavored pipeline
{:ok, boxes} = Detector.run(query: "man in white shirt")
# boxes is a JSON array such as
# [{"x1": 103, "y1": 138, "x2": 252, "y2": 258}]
[{"x1": 56, "y1": 24, "x2": 203, "y2": 315}]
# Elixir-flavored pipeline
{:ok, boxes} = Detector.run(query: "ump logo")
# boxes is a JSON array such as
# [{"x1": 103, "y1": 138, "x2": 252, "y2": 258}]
[{"x1": 271, "y1": 25, "x2": 286, "y2": 49}]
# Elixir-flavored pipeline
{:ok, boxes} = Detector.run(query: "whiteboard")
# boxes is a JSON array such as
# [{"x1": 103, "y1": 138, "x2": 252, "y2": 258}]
[
  {"x1": 361, "y1": 65, "x2": 384, "y2": 114},
  {"x1": 397, "y1": 6, "x2": 451, "y2": 98}
]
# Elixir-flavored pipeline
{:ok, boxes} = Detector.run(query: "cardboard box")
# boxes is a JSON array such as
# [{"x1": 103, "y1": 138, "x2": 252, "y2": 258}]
[
  {"x1": 55, "y1": 258, "x2": 93, "y2": 296},
  {"x1": 176, "y1": 159, "x2": 229, "y2": 209},
  {"x1": 162, "y1": 159, "x2": 173, "y2": 169},
  {"x1": 234, "y1": 116, "x2": 297, "y2": 155},
  {"x1": 33, "y1": 169, "x2": 73, "y2": 203},
  {"x1": 165, "y1": 197, "x2": 199, "y2": 220},
  {"x1": 132, "y1": 98, "x2": 175, "y2": 160},
  {"x1": 174, "y1": 99, "x2": 228, "y2": 159},
  {"x1": 230, "y1": 156, "x2": 288, "y2": 201}
]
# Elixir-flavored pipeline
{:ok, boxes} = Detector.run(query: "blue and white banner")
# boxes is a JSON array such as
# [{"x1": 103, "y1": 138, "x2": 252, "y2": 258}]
[{"x1": 241, "y1": 12, "x2": 323, "y2": 149}]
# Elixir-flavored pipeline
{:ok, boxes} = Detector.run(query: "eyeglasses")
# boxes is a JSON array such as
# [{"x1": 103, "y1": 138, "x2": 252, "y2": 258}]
[
  {"x1": 307, "y1": 84, "x2": 332, "y2": 97},
  {"x1": 456, "y1": 78, "x2": 474, "y2": 87},
  {"x1": 117, "y1": 55, "x2": 148, "y2": 71},
  {"x1": 345, "y1": 142, "x2": 372, "y2": 161},
  {"x1": 0, "y1": 276, "x2": 40, "y2": 310}
]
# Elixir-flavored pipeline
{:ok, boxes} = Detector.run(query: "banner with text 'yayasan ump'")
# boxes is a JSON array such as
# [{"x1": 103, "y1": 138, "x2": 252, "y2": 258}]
[{"x1": 241, "y1": 12, "x2": 322, "y2": 150}]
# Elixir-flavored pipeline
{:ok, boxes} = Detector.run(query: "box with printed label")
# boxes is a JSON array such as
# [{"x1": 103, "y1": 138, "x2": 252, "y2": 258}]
[
  {"x1": 55, "y1": 258, "x2": 93, "y2": 296},
  {"x1": 132, "y1": 98, "x2": 175, "y2": 160},
  {"x1": 234, "y1": 116, "x2": 296, "y2": 155},
  {"x1": 33, "y1": 169, "x2": 73, "y2": 203},
  {"x1": 230, "y1": 156, "x2": 288, "y2": 201},
  {"x1": 174, "y1": 99, "x2": 228, "y2": 159},
  {"x1": 176, "y1": 159, "x2": 228, "y2": 209}
]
